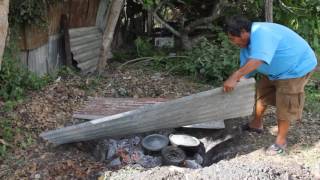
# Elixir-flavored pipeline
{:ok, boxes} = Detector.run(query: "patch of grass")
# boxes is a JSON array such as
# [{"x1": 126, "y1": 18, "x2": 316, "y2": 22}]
[
  {"x1": 305, "y1": 71, "x2": 320, "y2": 113},
  {"x1": 0, "y1": 118, "x2": 14, "y2": 158}
]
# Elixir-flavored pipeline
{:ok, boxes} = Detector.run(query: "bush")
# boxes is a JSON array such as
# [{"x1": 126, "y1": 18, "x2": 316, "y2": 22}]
[
  {"x1": 0, "y1": 40, "x2": 52, "y2": 103},
  {"x1": 158, "y1": 32, "x2": 239, "y2": 85}
]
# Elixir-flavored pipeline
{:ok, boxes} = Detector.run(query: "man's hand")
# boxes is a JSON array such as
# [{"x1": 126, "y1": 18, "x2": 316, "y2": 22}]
[
  {"x1": 223, "y1": 73, "x2": 239, "y2": 92},
  {"x1": 223, "y1": 59, "x2": 263, "y2": 92}
]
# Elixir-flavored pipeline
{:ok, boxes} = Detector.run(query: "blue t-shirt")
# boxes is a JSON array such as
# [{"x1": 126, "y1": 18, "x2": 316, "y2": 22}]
[{"x1": 240, "y1": 22, "x2": 318, "y2": 80}]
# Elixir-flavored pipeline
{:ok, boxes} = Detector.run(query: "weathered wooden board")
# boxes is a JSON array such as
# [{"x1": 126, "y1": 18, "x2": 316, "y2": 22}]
[
  {"x1": 19, "y1": 25, "x2": 49, "y2": 51},
  {"x1": 41, "y1": 79, "x2": 255, "y2": 145},
  {"x1": 68, "y1": 0, "x2": 100, "y2": 28},
  {"x1": 48, "y1": 2, "x2": 65, "y2": 35}
]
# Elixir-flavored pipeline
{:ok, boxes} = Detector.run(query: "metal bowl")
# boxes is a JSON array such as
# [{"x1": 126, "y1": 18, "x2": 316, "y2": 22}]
[
  {"x1": 169, "y1": 134, "x2": 200, "y2": 147},
  {"x1": 142, "y1": 134, "x2": 169, "y2": 151}
]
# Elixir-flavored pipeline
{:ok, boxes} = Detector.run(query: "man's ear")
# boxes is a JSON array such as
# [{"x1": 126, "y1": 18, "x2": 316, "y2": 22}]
[
  {"x1": 240, "y1": 29, "x2": 248, "y2": 33},
  {"x1": 240, "y1": 29, "x2": 249, "y2": 38}
]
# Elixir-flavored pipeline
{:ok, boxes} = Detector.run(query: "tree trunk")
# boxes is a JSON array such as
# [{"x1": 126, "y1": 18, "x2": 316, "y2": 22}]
[
  {"x1": 147, "y1": 9, "x2": 153, "y2": 36},
  {"x1": 265, "y1": 0, "x2": 273, "y2": 22},
  {"x1": 97, "y1": 0, "x2": 124, "y2": 74},
  {"x1": 0, "y1": 0, "x2": 9, "y2": 70},
  {"x1": 181, "y1": 32, "x2": 192, "y2": 50}
]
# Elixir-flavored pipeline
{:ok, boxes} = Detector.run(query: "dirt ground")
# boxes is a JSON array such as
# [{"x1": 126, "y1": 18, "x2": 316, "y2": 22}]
[{"x1": 0, "y1": 63, "x2": 319, "y2": 179}]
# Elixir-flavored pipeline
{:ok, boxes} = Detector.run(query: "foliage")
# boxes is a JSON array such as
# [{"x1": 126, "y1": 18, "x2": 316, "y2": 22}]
[
  {"x1": 273, "y1": 0, "x2": 320, "y2": 55},
  {"x1": 177, "y1": 33, "x2": 239, "y2": 85},
  {"x1": 305, "y1": 72, "x2": 320, "y2": 113},
  {"x1": 237, "y1": 0, "x2": 320, "y2": 55},
  {"x1": 0, "y1": 38, "x2": 52, "y2": 107},
  {"x1": 134, "y1": 37, "x2": 154, "y2": 57},
  {"x1": 131, "y1": 31, "x2": 239, "y2": 85},
  {"x1": 9, "y1": 0, "x2": 60, "y2": 26},
  {"x1": 0, "y1": 118, "x2": 14, "y2": 157}
]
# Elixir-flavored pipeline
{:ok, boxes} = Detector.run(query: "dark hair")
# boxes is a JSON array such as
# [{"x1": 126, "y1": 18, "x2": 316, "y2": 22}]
[{"x1": 224, "y1": 15, "x2": 252, "y2": 37}]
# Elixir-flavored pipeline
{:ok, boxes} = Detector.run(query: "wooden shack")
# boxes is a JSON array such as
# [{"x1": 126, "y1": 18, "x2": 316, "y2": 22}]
[{"x1": 19, "y1": 0, "x2": 109, "y2": 76}]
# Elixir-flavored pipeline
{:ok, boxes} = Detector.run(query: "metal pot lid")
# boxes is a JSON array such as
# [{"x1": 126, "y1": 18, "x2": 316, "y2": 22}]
[
  {"x1": 142, "y1": 134, "x2": 169, "y2": 151},
  {"x1": 169, "y1": 134, "x2": 200, "y2": 147}
]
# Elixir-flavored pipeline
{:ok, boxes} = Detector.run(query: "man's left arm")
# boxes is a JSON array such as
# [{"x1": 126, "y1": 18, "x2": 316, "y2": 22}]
[{"x1": 223, "y1": 59, "x2": 263, "y2": 92}]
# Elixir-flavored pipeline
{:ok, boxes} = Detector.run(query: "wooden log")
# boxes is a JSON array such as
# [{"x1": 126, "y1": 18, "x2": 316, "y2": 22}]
[{"x1": 40, "y1": 78, "x2": 255, "y2": 145}]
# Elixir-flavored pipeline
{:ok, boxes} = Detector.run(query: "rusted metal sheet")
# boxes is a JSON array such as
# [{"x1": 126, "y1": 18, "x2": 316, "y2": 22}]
[
  {"x1": 73, "y1": 97, "x2": 168, "y2": 119},
  {"x1": 69, "y1": 26, "x2": 102, "y2": 73},
  {"x1": 40, "y1": 79, "x2": 256, "y2": 145},
  {"x1": 68, "y1": 0, "x2": 100, "y2": 28},
  {"x1": 20, "y1": 34, "x2": 64, "y2": 76},
  {"x1": 47, "y1": 34, "x2": 63, "y2": 73},
  {"x1": 20, "y1": 25, "x2": 49, "y2": 51},
  {"x1": 96, "y1": 0, "x2": 110, "y2": 30},
  {"x1": 73, "y1": 97, "x2": 226, "y2": 129},
  {"x1": 28, "y1": 44, "x2": 48, "y2": 76}
]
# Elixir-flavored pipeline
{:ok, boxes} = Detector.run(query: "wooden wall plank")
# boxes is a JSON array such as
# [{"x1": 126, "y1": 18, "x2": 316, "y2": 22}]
[{"x1": 68, "y1": 0, "x2": 100, "y2": 28}]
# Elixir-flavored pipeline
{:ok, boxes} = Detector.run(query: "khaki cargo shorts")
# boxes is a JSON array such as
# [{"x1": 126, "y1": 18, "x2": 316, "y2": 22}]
[{"x1": 256, "y1": 73, "x2": 312, "y2": 121}]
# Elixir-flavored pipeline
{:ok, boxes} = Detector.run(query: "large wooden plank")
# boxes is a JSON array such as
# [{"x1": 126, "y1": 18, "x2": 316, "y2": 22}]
[{"x1": 40, "y1": 79, "x2": 256, "y2": 145}]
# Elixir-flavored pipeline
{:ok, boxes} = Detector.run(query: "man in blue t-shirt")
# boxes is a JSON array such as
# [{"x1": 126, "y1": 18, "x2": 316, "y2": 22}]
[{"x1": 223, "y1": 16, "x2": 317, "y2": 155}]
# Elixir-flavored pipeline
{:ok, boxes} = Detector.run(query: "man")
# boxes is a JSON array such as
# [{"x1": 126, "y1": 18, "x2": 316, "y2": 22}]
[{"x1": 223, "y1": 16, "x2": 317, "y2": 155}]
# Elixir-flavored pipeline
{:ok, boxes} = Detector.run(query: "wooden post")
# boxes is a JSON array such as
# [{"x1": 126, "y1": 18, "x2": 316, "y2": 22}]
[
  {"x1": 0, "y1": 0, "x2": 9, "y2": 70},
  {"x1": 97, "y1": 0, "x2": 124, "y2": 74},
  {"x1": 265, "y1": 0, "x2": 273, "y2": 22}
]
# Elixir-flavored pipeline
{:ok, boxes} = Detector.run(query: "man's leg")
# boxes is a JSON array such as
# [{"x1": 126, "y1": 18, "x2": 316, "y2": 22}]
[
  {"x1": 249, "y1": 76, "x2": 276, "y2": 129},
  {"x1": 274, "y1": 73, "x2": 312, "y2": 146},
  {"x1": 249, "y1": 99, "x2": 267, "y2": 129},
  {"x1": 276, "y1": 119, "x2": 289, "y2": 145}
]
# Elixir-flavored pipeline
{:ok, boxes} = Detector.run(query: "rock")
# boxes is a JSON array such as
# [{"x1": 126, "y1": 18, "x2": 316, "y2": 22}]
[
  {"x1": 34, "y1": 174, "x2": 41, "y2": 179},
  {"x1": 131, "y1": 136, "x2": 141, "y2": 146},
  {"x1": 193, "y1": 153, "x2": 203, "y2": 165},
  {"x1": 93, "y1": 139, "x2": 109, "y2": 161},
  {"x1": 118, "y1": 88, "x2": 127, "y2": 96},
  {"x1": 184, "y1": 160, "x2": 202, "y2": 169},
  {"x1": 151, "y1": 73, "x2": 162, "y2": 80},
  {"x1": 107, "y1": 158, "x2": 122, "y2": 168},
  {"x1": 314, "y1": 162, "x2": 320, "y2": 180},
  {"x1": 137, "y1": 155, "x2": 162, "y2": 168},
  {"x1": 131, "y1": 150, "x2": 144, "y2": 163},
  {"x1": 107, "y1": 139, "x2": 117, "y2": 160}
]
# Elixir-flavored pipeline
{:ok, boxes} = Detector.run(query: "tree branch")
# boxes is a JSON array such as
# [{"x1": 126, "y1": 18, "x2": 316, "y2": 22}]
[
  {"x1": 153, "y1": 13, "x2": 181, "y2": 37},
  {"x1": 185, "y1": 0, "x2": 228, "y2": 32},
  {"x1": 138, "y1": 0, "x2": 181, "y2": 37}
]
